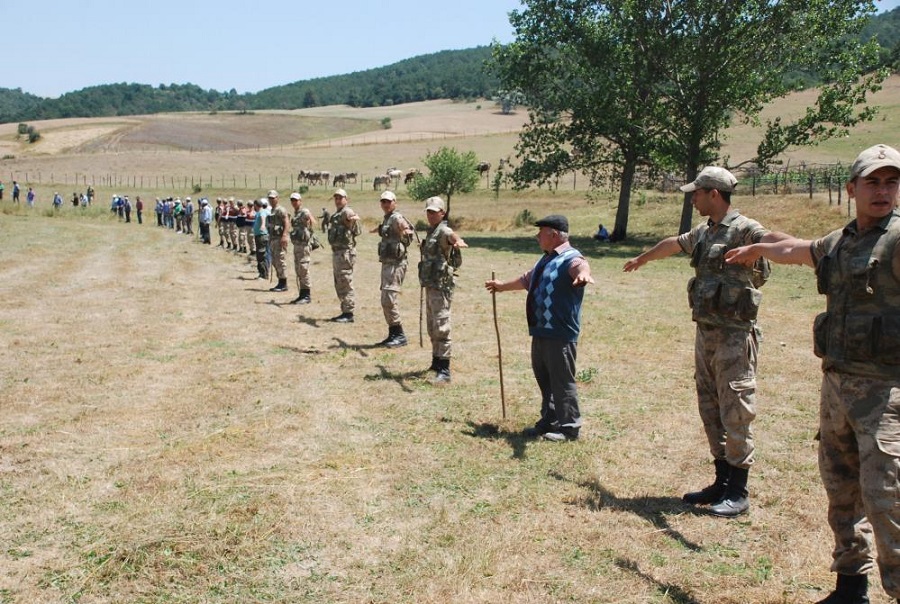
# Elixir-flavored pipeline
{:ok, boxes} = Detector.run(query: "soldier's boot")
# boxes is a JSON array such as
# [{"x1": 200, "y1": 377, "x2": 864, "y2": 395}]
[
  {"x1": 815, "y1": 574, "x2": 869, "y2": 604},
  {"x1": 331, "y1": 312, "x2": 354, "y2": 323},
  {"x1": 428, "y1": 356, "x2": 439, "y2": 373},
  {"x1": 433, "y1": 358, "x2": 451, "y2": 383},
  {"x1": 709, "y1": 466, "x2": 749, "y2": 518},
  {"x1": 291, "y1": 289, "x2": 311, "y2": 304},
  {"x1": 683, "y1": 459, "x2": 731, "y2": 505},
  {"x1": 385, "y1": 324, "x2": 408, "y2": 348},
  {"x1": 270, "y1": 278, "x2": 288, "y2": 292}
]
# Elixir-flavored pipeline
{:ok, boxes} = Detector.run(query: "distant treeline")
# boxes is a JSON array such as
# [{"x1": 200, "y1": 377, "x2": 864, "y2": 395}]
[
  {"x1": 4, "y1": 6, "x2": 900, "y2": 125},
  {"x1": 0, "y1": 47, "x2": 498, "y2": 124}
]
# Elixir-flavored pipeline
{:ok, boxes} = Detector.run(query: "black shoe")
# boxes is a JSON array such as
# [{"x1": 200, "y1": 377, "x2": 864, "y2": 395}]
[
  {"x1": 708, "y1": 496, "x2": 749, "y2": 517},
  {"x1": 522, "y1": 422, "x2": 554, "y2": 438},
  {"x1": 270, "y1": 279, "x2": 288, "y2": 292},
  {"x1": 542, "y1": 430, "x2": 579, "y2": 442},
  {"x1": 683, "y1": 459, "x2": 731, "y2": 505},
  {"x1": 331, "y1": 313, "x2": 354, "y2": 323}
]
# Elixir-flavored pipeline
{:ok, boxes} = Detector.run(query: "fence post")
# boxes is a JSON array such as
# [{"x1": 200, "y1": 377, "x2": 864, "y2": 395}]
[{"x1": 808, "y1": 174, "x2": 814, "y2": 199}]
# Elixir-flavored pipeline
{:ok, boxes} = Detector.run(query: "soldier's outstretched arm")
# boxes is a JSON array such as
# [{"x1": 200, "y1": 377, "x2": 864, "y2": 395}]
[
  {"x1": 725, "y1": 238, "x2": 814, "y2": 268},
  {"x1": 623, "y1": 236, "x2": 681, "y2": 272}
]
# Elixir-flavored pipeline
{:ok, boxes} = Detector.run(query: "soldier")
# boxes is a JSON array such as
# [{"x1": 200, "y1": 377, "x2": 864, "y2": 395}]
[
  {"x1": 215, "y1": 199, "x2": 226, "y2": 246},
  {"x1": 320, "y1": 207, "x2": 330, "y2": 233},
  {"x1": 226, "y1": 198, "x2": 240, "y2": 251},
  {"x1": 327, "y1": 188, "x2": 362, "y2": 322},
  {"x1": 252, "y1": 198, "x2": 270, "y2": 280},
  {"x1": 418, "y1": 196, "x2": 467, "y2": 382},
  {"x1": 623, "y1": 166, "x2": 789, "y2": 518},
  {"x1": 726, "y1": 144, "x2": 900, "y2": 604},
  {"x1": 266, "y1": 190, "x2": 291, "y2": 293},
  {"x1": 245, "y1": 200, "x2": 257, "y2": 259},
  {"x1": 288, "y1": 192, "x2": 316, "y2": 304},
  {"x1": 373, "y1": 190, "x2": 414, "y2": 347},
  {"x1": 237, "y1": 201, "x2": 251, "y2": 253}
]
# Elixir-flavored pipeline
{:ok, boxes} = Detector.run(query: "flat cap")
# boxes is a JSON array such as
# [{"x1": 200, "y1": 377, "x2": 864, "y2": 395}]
[
  {"x1": 534, "y1": 214, "x2": 569, "y2": 233},
  {"x1": 679, "y1": 166, "x2": 738, "y2": 193}
]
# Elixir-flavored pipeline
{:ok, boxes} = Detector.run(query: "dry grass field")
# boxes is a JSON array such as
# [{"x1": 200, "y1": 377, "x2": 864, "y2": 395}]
[{"x1": 0, "y1": 82, "x2": 898, "y2": 603}]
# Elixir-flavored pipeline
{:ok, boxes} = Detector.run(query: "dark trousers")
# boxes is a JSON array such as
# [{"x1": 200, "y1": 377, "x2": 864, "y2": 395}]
[
  {"x1": 199, "y1": 223, "x2": 211, "y2": 244},
  {"x1": 531, "y1": 337, "x2": 582, "y2": 432},
  {"x1": 136, "y1": 210, "x2": 142, "y2": 224},
  {"x1": 255, "y1": 235, "x2": 270, "y2": 278}
]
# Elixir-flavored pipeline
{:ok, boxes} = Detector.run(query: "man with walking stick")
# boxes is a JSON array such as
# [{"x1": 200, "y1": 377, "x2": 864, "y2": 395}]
[{"x1": 485, "y1": 214, "x2": 593, "y2": 442}]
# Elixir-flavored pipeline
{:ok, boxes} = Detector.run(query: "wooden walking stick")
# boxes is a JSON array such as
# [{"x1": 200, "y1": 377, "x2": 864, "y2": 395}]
[{"x1": 491, "y1": 270, "x2": 507, "y2": 419}]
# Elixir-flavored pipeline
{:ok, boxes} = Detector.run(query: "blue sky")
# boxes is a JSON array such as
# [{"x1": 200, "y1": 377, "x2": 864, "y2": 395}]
[{"x1": 5, "y1": 0, "x2": 899, "y2": 99}]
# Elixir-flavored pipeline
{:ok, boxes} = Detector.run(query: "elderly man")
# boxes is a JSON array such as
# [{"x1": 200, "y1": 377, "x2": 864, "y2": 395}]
[
  {"x1": 486, "y1": 214, "x2": 593, "y2": 441},
  {"x1": 623, "y1": 166, "x2": 789, "y2": 518},
  {"x1": 726, "y1": 144, "x2": 900, "y2": 604},
  {"x1": 327, "y1": 188, "x2": 362, "y2": 322}
]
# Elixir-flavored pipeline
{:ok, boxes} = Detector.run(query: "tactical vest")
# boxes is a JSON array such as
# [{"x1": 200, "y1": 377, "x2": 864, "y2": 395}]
[
  {"x1": 687, "y1": 213, "x2": 771, "y2": 329},
  {"x1": 814, "y1": 212, "x2": 900, "y2": 379},
  {"x1": 290, "y1": 208, "x2": 313, "y2": 244},
  {"x1": 327, "y1": 207, "x2": 360, "y2": 249},
  {"x1": 378, "y1": 211, "x2": 413, "y2": 263},
  {"x1": 268, "y1": 206, "x2": 289, "y2": 237},
  {"x1": 418, "y1": 222, "x2": 457, "y2": 291}
]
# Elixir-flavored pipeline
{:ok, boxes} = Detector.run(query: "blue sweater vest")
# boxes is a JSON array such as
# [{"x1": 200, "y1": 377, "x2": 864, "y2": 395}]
[{"x1": 526, "y1": 248, "x2": 584, "y2": 342}]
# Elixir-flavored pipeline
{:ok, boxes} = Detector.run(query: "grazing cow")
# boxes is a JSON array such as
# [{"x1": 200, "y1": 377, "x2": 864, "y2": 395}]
[
  {"x1": 320, "y1": 171, "x2": 331, "y2": 186},
  {"x1": 477, "y1": 161, "x2": 491, "y2": 176},
  {"x1": 344, "y1": 171, "x2": 358, "y2": 183},
  {"x1": 333, "y1": 173, "x2": 346, "y2": 187},
  {"x1": 404, "y1": 169, "x2": 421, "y2": 185},
  {"x1": 373, "y1": 174, "x2": 392, "y2": 190},
  {"x1": 386, "y1": 168, "x2": 403, "y2": 184}
]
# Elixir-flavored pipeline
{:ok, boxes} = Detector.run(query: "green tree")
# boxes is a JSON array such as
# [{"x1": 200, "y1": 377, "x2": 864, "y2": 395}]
[
  {"x1": 493, "y1": 0, "x2": 886, "y2": 240},
  {"x1": 407, "y1": 146, "x2": 480, "y2": 215}
]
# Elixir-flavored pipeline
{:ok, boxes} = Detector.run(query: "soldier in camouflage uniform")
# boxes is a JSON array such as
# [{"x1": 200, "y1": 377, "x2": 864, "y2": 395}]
[
  {"x1": 418, "y1": 197, "x2": 467, "y2": 382},
  {"x1": 624, "y1": 166, "x2": 789, "y2": 518},
  {"x1": 373, "y1": 190, "x2": 415, "y2": 347},
  {"x1": 267, "y1": 190, "x2": 291, "y2": 293},
  {"x1": 727, "y1": 145, "x2": 900, "y2": 604},
  {"x1": 289, "y1": 192, "x2": 316, "y2": 304},
  {"x1": 327, "y1": 188, "x2": 362, "y2": 322}
]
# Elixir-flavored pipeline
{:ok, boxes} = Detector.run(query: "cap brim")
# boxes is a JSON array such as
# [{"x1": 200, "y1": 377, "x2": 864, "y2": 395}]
[
  {"x1": 859, "y1": 162, "x2": 900, "y2": 179},
  {"x1": 679, "y1": 183, "x2": 697, "y2": 192}
]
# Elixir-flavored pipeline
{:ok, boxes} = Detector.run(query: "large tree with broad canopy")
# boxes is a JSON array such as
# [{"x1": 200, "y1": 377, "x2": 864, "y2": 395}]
[{"x1": 493, "y1": 0, "x2": 887, "y2": 240}]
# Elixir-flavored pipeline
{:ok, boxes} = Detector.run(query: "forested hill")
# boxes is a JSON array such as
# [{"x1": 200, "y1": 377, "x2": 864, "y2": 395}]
[{"x1": 0, "y1": 46, "x2": 496, "y2": 124}]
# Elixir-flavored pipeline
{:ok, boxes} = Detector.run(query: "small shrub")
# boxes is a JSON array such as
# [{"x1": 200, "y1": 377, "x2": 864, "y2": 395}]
[
  {"x1": 17, "y1": 123, "x2": 28, "y2": 135},
  {"x1": 381, "y1": 117, "x2": 392, "y2": 130},
  {"x1": 192, "y1": 184, "x2": 202, "y2": 194},
  {"x1": 2, "y1": 154, "x2": 15, "y2": 160},
  {"x1": 514, "y1": 208, "x2": 536, "y2": 227},
  {"x1": 298, "y1": 185, "x2": 309, "y2": 195}
]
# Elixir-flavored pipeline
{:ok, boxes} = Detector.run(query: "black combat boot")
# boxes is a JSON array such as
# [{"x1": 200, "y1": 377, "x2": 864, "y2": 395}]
[
  {"x1": 683, "y1": 459, "x2": 731, "y2": 505},
  {"x1": 291, "y1": 289, "x2": 310, "y2": 304},
  {"x1": 384, "y1": 324, "x2": 408, "y2": 348},
  {"x1": 815, "y1": 574, "x2": 869, "y2": 604},
  {"x1": 709, "y1": 466, "x2": 749, "y2": 518},
  {"x1": 331, "y1": 312, "x2": 354, "y2": 323},
  {"x1": 270, "y1": 278, "x2": 288, "y2": 292},
  {"x1": 434, "y1": 358, "x2": 451, "y2": 383}
]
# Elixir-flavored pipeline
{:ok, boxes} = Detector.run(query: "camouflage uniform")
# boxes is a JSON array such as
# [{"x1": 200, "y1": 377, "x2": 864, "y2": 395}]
[
  {"x1": 290, "y1": 206, "x2": 314, "y2": 290},
  {"x1": 810, "y1": 210, "x2": 900, "y2": 598},
  {"x1": 677, "y1": 210, "x2": 771, "y2": 469},
  {"x1": 418, "y1": 221, "x2": 460, "y2": 359},
  {"x1": 378, "y1": 209, "x2": 413, "y2": 327},
  {"x1": 328, "y1": 206, "x2": 362, "y2": 314},
  {"x1": 268, "y1": 204, "x2": 291, "y2": 281}
]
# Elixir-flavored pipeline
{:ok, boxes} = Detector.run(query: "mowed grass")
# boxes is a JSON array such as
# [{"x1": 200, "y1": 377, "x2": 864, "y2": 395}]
[{"x1": 0, "y1": 185, "x2": 886, "y2": 603}]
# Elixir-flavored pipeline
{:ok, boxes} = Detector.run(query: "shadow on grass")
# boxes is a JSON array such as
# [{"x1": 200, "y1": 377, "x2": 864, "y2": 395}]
[
  {"x1": 614, "y1": 557, "x2": 701, "y2": 604},
  {"x1": 557, "y1": 475, "x2": 704, "y2": 553},
  {"x1": 462, "y1": 421, "x2": 529, "y2": 460},
  {"x1": 462, "y1": 235, "x2": 662, "y2": 261},
  {"x1": 362, "y1": 364, "x2": 432, "y2": 394},
  {"x1": 277, "y1": 345, "x2": 324, "y2": 355}
]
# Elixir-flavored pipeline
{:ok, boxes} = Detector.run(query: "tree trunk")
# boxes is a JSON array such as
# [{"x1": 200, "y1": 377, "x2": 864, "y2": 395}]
[
  {"x1": 610, "y1": 159, "x2": 637, "y2": 242},
  {"x1": 678, "y1": 191, "x2": 694, "y2": 235}
]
